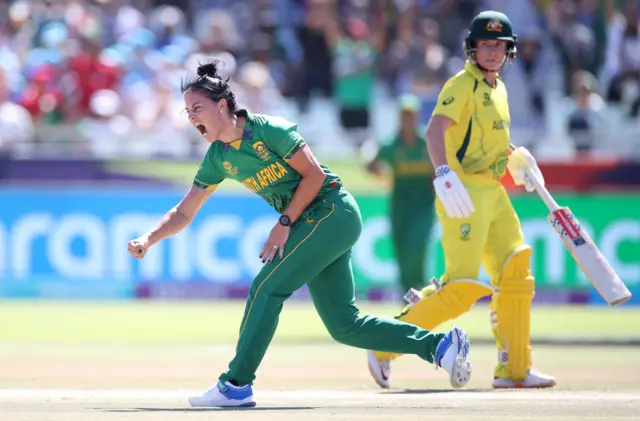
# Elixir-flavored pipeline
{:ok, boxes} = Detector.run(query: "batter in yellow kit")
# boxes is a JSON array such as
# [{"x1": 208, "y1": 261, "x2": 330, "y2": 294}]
[{"x1": 367, "y1": 10, "x2": 557, "y2": 390}]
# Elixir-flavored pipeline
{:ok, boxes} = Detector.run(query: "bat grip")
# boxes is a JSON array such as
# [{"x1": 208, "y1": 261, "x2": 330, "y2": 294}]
[
  {"x1": 509, "y1": 144, "x2": 560, "y2": 211},
  {"x1": 524, "y1": 167, "x2": 561, "y2": 211}
]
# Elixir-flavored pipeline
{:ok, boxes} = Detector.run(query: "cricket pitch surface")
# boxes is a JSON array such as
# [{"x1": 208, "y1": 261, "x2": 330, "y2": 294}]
[
  {"x1": 2, "y1": 388, "x2": 639, "y2": 421},
  {"x1": 1, "y1": 342, "x2": 638, "y2": 421}
]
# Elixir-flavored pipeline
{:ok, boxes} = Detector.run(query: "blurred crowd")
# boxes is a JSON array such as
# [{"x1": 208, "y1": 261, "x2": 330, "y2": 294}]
[{"x1": 1, "y1": 0, "x2": 640, "y2": 160}]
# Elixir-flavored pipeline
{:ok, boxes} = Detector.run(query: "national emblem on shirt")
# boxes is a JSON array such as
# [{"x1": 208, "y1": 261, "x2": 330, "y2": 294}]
[{"x1": 253, "y1": 141, "x2": 272, "y2": 163}]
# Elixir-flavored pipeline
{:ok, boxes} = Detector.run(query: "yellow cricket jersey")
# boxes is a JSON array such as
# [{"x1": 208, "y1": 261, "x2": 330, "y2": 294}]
[{"x1": 432, "y1": 61, "x2": 510, "y2": 182}]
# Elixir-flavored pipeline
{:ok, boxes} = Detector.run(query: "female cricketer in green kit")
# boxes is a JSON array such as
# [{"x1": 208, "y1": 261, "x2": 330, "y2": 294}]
[
  {"x1": 366, "y1": 94, "x2": 435, "y2": 296},
  {"x1": 126, "y1": 61, "x2": 471, "y2": 408}
]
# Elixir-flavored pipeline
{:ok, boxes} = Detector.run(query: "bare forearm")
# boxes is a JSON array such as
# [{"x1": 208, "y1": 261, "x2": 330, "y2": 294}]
[
  {"x1": 426, "y1": 126, "x2": 448, "y2": 168},
  {"x1": 145, "y1": 208, "x2": 192, "y2": 247},
  {"x1": 283, "y1": 173, "x2": 326, "y2": 222}
]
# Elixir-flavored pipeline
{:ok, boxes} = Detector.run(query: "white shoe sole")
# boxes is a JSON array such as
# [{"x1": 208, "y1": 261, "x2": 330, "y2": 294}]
[
  {"x1": 367, "y1": 350, "x2": 390, "y2": 389},
  {"x1": 188, "y1": 396, "x2": 256, "y2": 408},
  {"x1": 448, "y1": 328, "x2": 471, "y2": 389},
  {"x1": 492, "y1": 379, "x2": 557, "y2": 389}
]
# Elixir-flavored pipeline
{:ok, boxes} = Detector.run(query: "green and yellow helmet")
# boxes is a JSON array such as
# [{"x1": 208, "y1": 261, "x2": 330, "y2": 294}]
[{"x1": 463, "y1": 10, "x2": 517, "y2": 61}]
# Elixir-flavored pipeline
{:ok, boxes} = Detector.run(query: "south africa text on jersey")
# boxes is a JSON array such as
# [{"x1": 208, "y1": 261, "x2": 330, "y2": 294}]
[{"x1": 242, "y1": 162, "x2": 289, "y2": 193}]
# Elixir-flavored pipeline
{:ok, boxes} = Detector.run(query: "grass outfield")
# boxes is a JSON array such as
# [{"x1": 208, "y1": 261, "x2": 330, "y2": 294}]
[{"x1": 1, "y1": 301, "x2": 639, "y2": 343}]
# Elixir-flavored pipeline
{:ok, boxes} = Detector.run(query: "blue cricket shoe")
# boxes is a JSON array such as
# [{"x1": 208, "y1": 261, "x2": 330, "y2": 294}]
[
  {"x1": 434, "y1": 326, "x2": 472, "y2": 388},
  {"x1": 188, "y1": 381, "x2": 256, "y2": 408}
]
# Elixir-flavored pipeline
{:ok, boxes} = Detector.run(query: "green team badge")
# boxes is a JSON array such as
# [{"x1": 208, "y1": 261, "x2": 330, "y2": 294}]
[
  {"x1": 490, "y1": 151, "x2": 509, "y2": 180},
  {"x1": 460, "y1": 223, "x2": 471, "y2": 241}
]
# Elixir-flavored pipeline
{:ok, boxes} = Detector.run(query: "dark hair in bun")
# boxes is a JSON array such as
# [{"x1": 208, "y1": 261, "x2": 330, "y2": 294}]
[
  {"x1": 196, "y1": 62, "x2": 222, "y2": 78},
  {"x1": 181, "y1": 60, "x2": 237, "y2": 114}
]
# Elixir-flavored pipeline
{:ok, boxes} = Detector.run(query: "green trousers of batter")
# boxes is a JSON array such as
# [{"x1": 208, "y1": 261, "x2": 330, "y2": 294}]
[
  {"x1": 218, "y1": 189, "x2": 445, "y2": 386},
  {"x1": 390, "y1": 193, "x2": 435, "y2": 294}
]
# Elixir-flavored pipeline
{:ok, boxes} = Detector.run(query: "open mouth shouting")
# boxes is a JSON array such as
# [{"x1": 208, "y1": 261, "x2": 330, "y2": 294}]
[{"x1": 195, "y1": 123, "x2": 208, "y2": 137}]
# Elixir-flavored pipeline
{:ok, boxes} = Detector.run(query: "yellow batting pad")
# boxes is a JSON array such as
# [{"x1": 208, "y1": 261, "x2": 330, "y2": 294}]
[
  {"x1": 491, "y1": 246, "x2": 535, "y2": 382},
  {"x1": 374, "y1": 279, "x2": 493, "y2": 361}
]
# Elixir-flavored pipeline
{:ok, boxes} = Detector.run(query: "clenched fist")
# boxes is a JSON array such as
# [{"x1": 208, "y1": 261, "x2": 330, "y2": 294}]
[{"x1": 128, "y1": 236, "x2": 150, "y2": 259}]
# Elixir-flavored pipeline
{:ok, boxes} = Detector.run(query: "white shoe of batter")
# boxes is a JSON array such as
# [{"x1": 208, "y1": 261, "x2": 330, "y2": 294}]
[{"x1": 492, "y1": 369, "x2": 557, "y2": 389}]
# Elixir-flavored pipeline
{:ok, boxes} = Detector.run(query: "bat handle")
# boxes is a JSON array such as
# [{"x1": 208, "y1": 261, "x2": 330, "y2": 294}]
[
  {"x1": 509, "y1": 144, "x2": 561, "y2": 212},
  {"x1": 524, "y1": 167, "x2": 561, "y2": 212}
]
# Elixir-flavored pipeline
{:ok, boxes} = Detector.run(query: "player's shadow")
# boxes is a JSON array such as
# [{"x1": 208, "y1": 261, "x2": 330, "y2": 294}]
[
  {"x1": 383, "y1": 388, "x2": 489, "y2": 395},
  {"x1": 103, "y1": 406, "x2": 314, "y2": 412}
]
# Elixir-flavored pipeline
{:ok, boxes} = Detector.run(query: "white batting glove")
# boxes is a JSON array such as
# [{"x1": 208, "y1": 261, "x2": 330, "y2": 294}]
[
  {"x1": 433, "y1": 165, "x2": 475, "y2": 218},
  {"x1": 507, "y1": 146, "x2": 544, "y2": 193}
]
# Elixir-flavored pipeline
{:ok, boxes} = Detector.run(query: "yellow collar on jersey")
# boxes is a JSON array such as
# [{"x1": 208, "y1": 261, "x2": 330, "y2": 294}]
[
  {"x1": 464, "y1": 60, "x2": 502, "y2": 88},
  {"x1": 226, "y1": 109, "x2": 255, "y2": 150}
]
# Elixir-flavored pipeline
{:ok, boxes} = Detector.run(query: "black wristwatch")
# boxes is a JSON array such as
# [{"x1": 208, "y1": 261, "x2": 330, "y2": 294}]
[{"x1": 279, "y1": 214, "x2": 293, "y2": 227}]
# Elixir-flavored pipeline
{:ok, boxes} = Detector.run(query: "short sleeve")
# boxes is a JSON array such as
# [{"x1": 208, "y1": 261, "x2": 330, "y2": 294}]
[
  {"x1": 431, "y1": 78, "x2": 470, "y2": 124},
  {"x1": 193, "y1": 146, "x2": 224, "y2": 190},
  {"x1": 374, "y1": 142, "x2": 394, "y2": 166},
  {"x1": 261, "y1": 115, "x2": 306, "y2": 161}
]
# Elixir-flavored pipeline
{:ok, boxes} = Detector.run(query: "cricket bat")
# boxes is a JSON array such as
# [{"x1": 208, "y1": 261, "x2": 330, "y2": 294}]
[{"x1": 521, "y1": 162, "x2": 632, "y2": 306}]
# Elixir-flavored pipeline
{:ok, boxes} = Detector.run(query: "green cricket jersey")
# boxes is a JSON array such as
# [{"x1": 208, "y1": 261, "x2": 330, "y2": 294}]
[
  {"x1": 193, "y1": 110, "x2": 342, "y2": 213},
  {"x1": 375, "y1": 133, "x2": 435, "y2": 203},
  {"x1": 332, "y1": 38, "x2": 376, "y2": 108}
]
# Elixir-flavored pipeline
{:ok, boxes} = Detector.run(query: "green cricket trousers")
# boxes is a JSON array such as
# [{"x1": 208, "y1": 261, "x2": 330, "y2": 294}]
[
  {"x1": 219, "y1": 188, "x2": 445, "y2": 385},
  {"x1": 390, "y1": 196, "x2": 435, "y2": 294}
]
